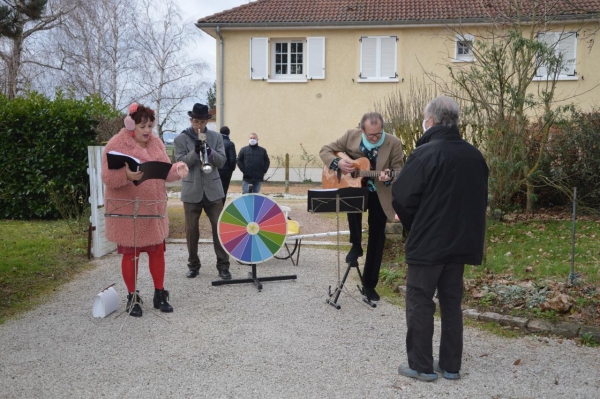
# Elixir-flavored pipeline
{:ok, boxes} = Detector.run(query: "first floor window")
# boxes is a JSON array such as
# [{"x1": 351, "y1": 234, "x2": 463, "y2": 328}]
[
  {"x1": 455, "y1": 34, "x2": 475, "y2": 62},
  {"x1": 359, "y1": 36, "x2": 398, "y2": 82},
  {"x1": 275, "y1": 41, "x2": 303, "y2": 76},
  {"x1": 536, "y1": 32, "x2": 577, "y2": 79}
]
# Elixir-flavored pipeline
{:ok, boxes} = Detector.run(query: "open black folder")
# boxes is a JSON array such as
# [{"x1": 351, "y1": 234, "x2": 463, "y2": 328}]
[{"x1": 106, "y1": 151, "x2": 171, "y2": 186}]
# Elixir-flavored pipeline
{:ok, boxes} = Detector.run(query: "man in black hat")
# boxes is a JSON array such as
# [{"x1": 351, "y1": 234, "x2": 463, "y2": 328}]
[
  {"x1": 218, "y1": 126, "x2": 236, "y2": 204},
  {"x1": 174, "y1": 103, "x2": 232, "y2": 280}
]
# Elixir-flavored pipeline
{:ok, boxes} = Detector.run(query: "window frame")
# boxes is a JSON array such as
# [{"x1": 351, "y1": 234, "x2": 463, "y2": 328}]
[
  {"x1": 358, "y1": 35, "x2": 399, "y2": 83},
  {"x1": 534, "y1": 31, "x2": 578, "y2": 81},
  {"x1": 270, "y1": 39, "x2": 306, "y2": 81},
  {"x1": 453, "y1": 34, "x2": 475, "y2": 62}
]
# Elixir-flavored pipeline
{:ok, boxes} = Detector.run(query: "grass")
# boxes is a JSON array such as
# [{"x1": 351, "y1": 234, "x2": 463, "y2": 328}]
[
  {"x1": 379, "y1": 216, "x2": 600, "y2": 334},
  {"x1": 0, "y1": 220, "x2": 91, "y2": 324}
]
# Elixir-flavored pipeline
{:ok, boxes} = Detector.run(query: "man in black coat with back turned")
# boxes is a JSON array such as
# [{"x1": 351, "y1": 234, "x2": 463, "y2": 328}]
[
  {"x1": 392, "y1": 96, "x2": 488, "y2": 382},
  {"x1": 218, "y1": 126, "x2": 236, "y2": 204}
]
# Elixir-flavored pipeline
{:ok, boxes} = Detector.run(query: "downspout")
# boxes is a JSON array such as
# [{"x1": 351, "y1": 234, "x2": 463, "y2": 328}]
[{"x1": 216, "y1": 26, "x2": 224, "y2": 127}]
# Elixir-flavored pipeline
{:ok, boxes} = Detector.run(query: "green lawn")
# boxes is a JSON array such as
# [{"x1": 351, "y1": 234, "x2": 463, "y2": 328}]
[{"x1": 0, "y1": 220, "x2": 91, "y2": 324}]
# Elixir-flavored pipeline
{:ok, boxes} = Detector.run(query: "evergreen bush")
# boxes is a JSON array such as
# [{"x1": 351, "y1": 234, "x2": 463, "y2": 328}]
[{"x1": 0, "y1": 91, "x2": 119, "y2": 219}]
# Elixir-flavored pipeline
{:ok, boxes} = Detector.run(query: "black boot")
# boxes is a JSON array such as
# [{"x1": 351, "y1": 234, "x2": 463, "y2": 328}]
[
  {"x1": 153, "y1": 289, "x2": 173, "y2": 313},
  {"x1": 345, "y1": 245, "x2": 364, "y2": 263},
  {"x1": 126, "y1": 291, "x2": 143, "y2": 317}
]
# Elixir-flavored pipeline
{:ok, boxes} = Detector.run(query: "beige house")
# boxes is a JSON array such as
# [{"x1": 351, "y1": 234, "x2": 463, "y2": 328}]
[{"x1": 196, "y1": 0, "x2": 600, "y2": 169}]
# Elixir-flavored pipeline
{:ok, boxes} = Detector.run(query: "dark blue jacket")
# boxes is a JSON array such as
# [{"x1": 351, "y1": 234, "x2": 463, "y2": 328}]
[{"x1": 237, "y1": 144, "x2": 270, "y2": 183}]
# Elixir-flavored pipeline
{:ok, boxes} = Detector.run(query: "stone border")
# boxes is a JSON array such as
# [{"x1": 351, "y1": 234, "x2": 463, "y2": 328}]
[{"x1": 392, "y1": 284, "x2": 600, "y2": 343}]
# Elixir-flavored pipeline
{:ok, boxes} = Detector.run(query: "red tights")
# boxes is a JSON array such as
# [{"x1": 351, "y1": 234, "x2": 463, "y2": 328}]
[{"x1": 121, "y1": 247, "x2": 165, "y2": 293}]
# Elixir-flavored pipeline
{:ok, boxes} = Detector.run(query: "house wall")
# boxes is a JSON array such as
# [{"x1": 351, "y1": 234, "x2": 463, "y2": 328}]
[{"x1": 212, "y1": 24, "x2": 600, "y2": 164}]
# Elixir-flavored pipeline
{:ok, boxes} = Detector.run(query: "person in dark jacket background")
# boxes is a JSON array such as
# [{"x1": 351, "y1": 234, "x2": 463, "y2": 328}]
[
  {"x1": 392, "y1": 96, "x2": 488, "y2": 382},
  {"x1": 218, "y1": 126, "x2": 236, "y2": 204},
  {"x1": 237, "y1": 132, "x2": 270, "y2": 194}
]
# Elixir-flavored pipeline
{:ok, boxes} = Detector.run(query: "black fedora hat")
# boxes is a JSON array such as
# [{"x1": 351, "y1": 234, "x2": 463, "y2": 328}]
[{"x1": 188, "y1": 103, "x2": 212, "y2": 120}]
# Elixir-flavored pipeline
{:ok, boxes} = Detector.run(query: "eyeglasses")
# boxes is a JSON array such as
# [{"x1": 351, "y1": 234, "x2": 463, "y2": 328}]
[
  {"x1": 191, "y1": 119, "x2": 208, "y2": 125},
  {"x1": 365, "y1": 132, "x2": 382, "y2": 139}
]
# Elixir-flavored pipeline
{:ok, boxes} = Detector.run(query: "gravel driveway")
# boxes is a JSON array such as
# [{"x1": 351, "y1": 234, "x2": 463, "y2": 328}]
[{"x1": 1, "y1": 241, "x2": 599, "y2": 398}]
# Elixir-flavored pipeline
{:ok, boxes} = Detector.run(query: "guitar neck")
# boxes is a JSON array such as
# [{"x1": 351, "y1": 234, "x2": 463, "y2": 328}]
[{"x1": 356, "y1": 170, "x2": 397, "y2": 178}]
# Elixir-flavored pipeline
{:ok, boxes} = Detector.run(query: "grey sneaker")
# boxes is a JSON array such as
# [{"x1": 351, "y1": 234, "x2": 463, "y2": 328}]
[
  {"x1": 434, "y1": 360, "x2": 461, "y2": 380},
  {"x1": 398, "y1": 364, "x2": 438, "y2": 382}
]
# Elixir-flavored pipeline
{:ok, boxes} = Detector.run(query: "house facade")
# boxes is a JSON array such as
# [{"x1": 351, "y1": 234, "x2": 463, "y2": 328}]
[{"x1": 196, "y1": 0, "x2": 600, "y2": 167}]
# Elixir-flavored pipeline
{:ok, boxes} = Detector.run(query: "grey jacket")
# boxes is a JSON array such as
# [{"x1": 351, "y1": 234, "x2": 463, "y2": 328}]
[{"x1": 174, "y1": 127, "x2": 227, "y2": 203}]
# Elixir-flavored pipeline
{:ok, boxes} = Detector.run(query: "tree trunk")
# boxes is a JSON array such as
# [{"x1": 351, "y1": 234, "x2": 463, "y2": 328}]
[
  {"x1": 7, "y1": 31, "x2": 25, "y2": 99},
  {"x1": 526, "y1": 177, "x2": 535, "y2": 212}
]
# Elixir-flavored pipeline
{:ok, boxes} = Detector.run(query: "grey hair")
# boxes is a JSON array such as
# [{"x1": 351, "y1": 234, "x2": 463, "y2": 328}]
[
  {"x1": 424, "y1": 96, "x2": 460, "y2": 127},
  {"x1": 359, "y1": 112, "x2": 384, "y2": 130}
]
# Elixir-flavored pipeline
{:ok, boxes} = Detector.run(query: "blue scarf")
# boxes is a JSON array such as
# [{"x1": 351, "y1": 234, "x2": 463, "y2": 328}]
[{"x1": 361, "y1": 131, "x2": 386, "y2": 150}]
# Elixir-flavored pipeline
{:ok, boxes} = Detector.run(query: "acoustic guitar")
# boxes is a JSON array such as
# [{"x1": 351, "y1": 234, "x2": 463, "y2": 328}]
[{"x1": 322, "y1": 152, "x2": 398, "y2": 189}]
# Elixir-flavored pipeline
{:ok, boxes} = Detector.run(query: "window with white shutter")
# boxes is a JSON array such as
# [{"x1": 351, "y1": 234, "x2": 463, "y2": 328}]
[
  {"x1": 250, "y1": 36, "x2": 326, "y2": 82},
  {"x1": 250, "y1": 38, "x2": 269, "y2": 80},
  {"x1": 535, "y1": 32, "x2": 577, "y2": 80},
  {"x1": 359, "y1": 36, "x2": 398, "y2": 82}
]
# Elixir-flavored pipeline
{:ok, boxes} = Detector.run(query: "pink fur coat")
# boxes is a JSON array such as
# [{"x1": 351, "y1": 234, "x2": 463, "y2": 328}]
[{"x1": 101, "y1": 128, "x2": 184, "y2": 248}]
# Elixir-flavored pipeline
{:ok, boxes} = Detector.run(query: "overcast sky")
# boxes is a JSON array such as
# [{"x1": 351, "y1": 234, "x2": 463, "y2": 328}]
[{"x1": 175, "y1": 0, "x2": 253, "y2": 82}]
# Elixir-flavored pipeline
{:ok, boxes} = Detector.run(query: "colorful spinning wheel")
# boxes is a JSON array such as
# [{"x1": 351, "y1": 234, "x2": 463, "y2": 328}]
[{"x1": 218, "y1": 194, "x2": 288, "y2": 264}]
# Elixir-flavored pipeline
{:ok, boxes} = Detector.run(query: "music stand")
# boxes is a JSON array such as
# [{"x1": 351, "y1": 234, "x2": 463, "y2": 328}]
[
  {"x1": 105, "y1": 197, "x2": 167, "y2": 325},
  {"x1": 307, "y1": 187, "x2": 372, "y2": 309}
]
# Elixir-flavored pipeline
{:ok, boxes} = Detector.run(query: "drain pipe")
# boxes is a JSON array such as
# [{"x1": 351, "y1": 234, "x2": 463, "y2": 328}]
[{"x1": 216, "y1": 26, "x2": 224, "y2": 127}]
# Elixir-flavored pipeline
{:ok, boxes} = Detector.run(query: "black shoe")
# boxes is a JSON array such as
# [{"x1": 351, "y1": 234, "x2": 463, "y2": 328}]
[
  {"x1": 126, "y1": 291, "x2": 143, "y2": 317},
  {"x1": 363, "y1": 287, "x2": 380, "y2": 302},
  {"x1": 186, "y1": 269, "x2": 199, "y2": 278},
  {"x1": 218, "y1": 270, "x2": 232, "y2": 280},
  {"x1": 345, "y1": 246, "x2": 364, "y2": 263},
  {"x1": 153, "y1": 288, "x2": 173, "y2": 313}
]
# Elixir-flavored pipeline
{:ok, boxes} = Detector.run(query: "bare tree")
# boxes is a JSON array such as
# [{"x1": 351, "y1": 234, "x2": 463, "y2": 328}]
[
  {"x1": 131, "y1": 0, "x2": 208, "y2": 138},
  {"x1": 37, "y1": 0, "x2": 138, "y2": 109},
  {"x1": 0, "y1": 0, "x2": 75, "y2": 98}
]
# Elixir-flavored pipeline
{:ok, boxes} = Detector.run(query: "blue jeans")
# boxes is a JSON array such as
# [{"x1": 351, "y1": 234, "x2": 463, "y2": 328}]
[{"x1": 242, "y1": 180, "x2": 262, "y2": 194}]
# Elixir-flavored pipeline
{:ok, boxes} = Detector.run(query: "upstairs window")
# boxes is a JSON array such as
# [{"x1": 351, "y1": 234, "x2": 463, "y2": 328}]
[
  {"x1": 250, "y1": 37, "x2": 325, "y2": 82},
  {"x1": 535, "y1": 32, "x2": 577, "y2": 80},
  {"x1": 454, "y1": 34, "x2": 475, "y2": 62},
  {"x1": 358, "y1": 36, "x2": 398, "y2": 82}
]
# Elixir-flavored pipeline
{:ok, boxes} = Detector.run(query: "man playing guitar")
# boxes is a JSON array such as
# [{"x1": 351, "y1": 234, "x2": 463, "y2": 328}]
[{"x1": 319, "y1": 112, "x2": 404, "y2": 302}]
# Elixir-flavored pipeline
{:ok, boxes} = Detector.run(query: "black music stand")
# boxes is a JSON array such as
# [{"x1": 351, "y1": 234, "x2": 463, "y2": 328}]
[
  {"x1": 105, "y1": 197, "x2": 168, "y2": 327},
  {"x1": 308, "y1": 187, "x2": 373, "y2": 309}
]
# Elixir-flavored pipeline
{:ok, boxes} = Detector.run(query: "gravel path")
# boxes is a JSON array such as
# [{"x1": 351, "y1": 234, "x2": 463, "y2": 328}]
[{"x1": 1, "y1": 245, "x2": 599, "y2": 399}]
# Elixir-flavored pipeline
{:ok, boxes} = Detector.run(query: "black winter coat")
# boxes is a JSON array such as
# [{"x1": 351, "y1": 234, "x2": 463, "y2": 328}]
[
  {"x1": 218, "y1": 135, "x2": 237, "y2": 174},
  {"x1": 392, "y1": 124, "x2": 489, "y2": 266},
  {"x1": 237, "y1": 144, "x2": 270, "y2": 183}
]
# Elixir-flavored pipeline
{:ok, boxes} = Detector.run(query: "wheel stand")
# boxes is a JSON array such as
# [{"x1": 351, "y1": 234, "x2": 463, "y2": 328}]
[{"x1": 211, "y1": 263, "x2": 297, "y2": 292}]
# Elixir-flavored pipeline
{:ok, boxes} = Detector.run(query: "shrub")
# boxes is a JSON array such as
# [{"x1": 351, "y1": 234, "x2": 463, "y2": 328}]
[{"x1": 0, "y1": 91, "x2": 119, "y2": 219}]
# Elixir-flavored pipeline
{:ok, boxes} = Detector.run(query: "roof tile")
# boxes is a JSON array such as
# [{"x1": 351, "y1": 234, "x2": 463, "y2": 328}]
[{"x1": 198, "y1": 0, "x2": 600, "y2": 25}]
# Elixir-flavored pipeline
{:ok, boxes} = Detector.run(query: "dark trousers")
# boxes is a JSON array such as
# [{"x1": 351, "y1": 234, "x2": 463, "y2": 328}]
[
  {"x1": 219, "y1": 171, "x2": 233, "y2": 204},
  {"x1": 183, "y1": 199, "x2": 230, "y2": 271},
  {"x1": 405, "y1": 263, "x2": 464, "y2": 374},
  {"x1": 347, "y1": 191, "x2": 387, "y2": 289}
]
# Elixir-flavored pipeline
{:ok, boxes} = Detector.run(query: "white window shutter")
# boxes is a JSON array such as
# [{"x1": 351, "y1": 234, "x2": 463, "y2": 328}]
[
  {"x1": 307, "y1": 37, "x2": 325, "y2": 79},
  {"x1": 360, "y1": 37, "x2": 377, "y2": 78},
  {"x1": 536, "y1": 32, "x2": 554, "y2": 77},
  {"x1": 250, "y1": 37, "x2": 269, "y2": 80},
  {"x1": 559, "y1": 33, "x2": 577, "y2": 76},
  {"x1": 380, "y1": 36, "x2": 397, "y2": 78}
]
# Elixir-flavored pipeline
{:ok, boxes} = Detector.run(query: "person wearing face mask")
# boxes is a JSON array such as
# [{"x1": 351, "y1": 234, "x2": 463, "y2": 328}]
[
  {"x1": 101, "y1": 103, "x2": 189, "y2": 317},
  {"x1": 236, "y1": 132, "x2": 270, "y2": 194},
  {"x1": 392, "y1": 96, "x2": 488, "y2": 382},
  {"x1": 319, "y1": 112, "x2": 404, "y2": 302},
  {"x1": 174, "y1": 103, "x2": 232, "y2": 281}
]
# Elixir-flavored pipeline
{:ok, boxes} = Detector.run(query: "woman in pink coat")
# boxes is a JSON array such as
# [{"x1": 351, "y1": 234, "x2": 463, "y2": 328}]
[{"x1": 101, "y1": 103, "x2": 188, "y2": 317}]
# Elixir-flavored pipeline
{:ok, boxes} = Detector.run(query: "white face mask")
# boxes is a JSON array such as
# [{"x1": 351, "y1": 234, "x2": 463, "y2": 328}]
[
  {"x1": 422, "y1": 117, "x2": 430, "y2": 133},
  {"x1": 249, "y1": 138, "x2": 258, "y2": 146}
]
